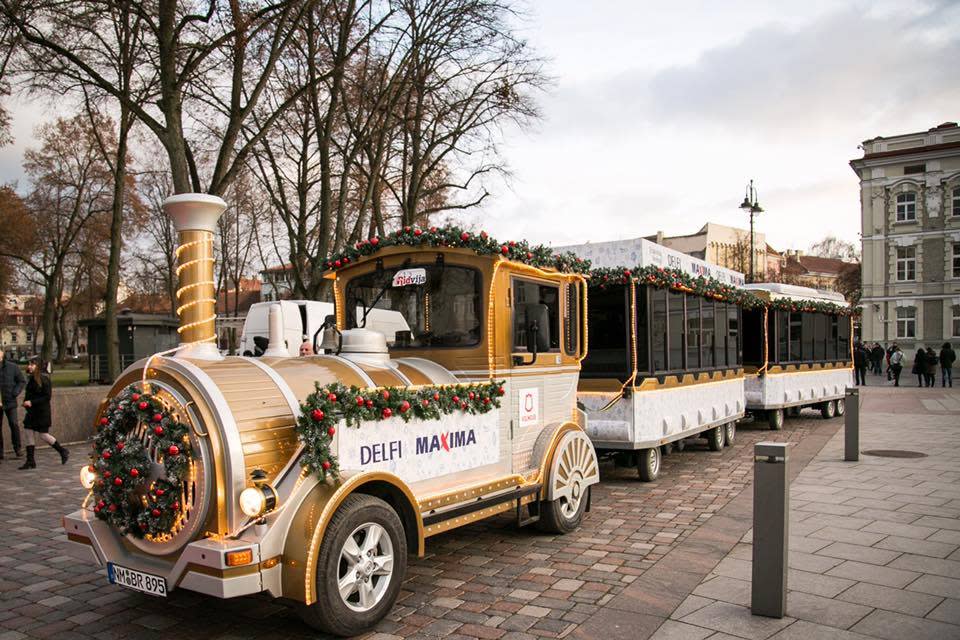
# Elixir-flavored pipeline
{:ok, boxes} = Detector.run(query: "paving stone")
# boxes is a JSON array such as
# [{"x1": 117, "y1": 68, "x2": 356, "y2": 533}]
[
  {"x1": 692, "y1": 576, "x2": 750, "y2": 607},
  {"x1": 925, "y1": 598, "x2": 960, "y2": 625},
  {"x1": 809, "y1": 527, "x2": 887, "y2": 547},
  {"x1": 553, "y1": 579, "x2": 584, "y2": 592},
  {"x1": 789, "y1": 536, "x2": 831, "y2": 554},
  {"x1": 769, "y1": 619, "x2": 880, "y2": 639},
  {"x1": 788, "y1": 550, "x2": 845, "y2": 573},
  {"x1": 851, "y1": 508, "x2": 922, "y2": 525},
  {"x1": 874, "y1": 535, "x2": 957, "y2": 559},
  {"x1": 679, "y1": 601, "x2": 795, "y2": 639},
  {"x1": 861, "y1": 521, "x2": 939, "y2": 541},
  {"x1": 710, "y1": 557, "x2": 752, "y2": 581},
  {"x1": 826, "y1": 560, "x2": 921, "y2": 589},
  {"x1": 906, "y1": 574, "x2": 960, "y2": 599},
  {"x1": 787, "y1": 569, "x2": 856, "y2": 598},
  {"x1": 836, "y1": 581, "x2": 942, "y2": 617},
  {"x1": 928, "y1": 530, "x2": 960, "y2": 545},
  {"x1": 669, "y1": 595, "x2": 714, "y2": 621},
  {"x1": 816, "y1": 542, "x2": 901, "y2": 566},
  {"x1": 888, "y1": 553, "x2": 960, "y2": 579},
  {"x1": 648, "y1": 620, "x2": 712, "y2": 640},
  {"x1": 850, "y1": 608, "x2": 960, "y2": 640},
  {"x1": 784, "y1": 591, "x2": 872, "y2": 630},
  {"x1": 911, "y1": 516, "x2": 960, "y2": 532}
]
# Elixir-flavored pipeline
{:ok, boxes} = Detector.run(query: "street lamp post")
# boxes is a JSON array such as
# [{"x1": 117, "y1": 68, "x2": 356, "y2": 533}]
[{"x1": 740, "y1": 180, "x2": 764, "y2": 283}]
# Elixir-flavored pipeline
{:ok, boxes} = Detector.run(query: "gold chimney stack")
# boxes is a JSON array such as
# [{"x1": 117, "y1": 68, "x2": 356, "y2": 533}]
[{"x1": 162, "y1": 194, "x2": 227, "y2": 360}]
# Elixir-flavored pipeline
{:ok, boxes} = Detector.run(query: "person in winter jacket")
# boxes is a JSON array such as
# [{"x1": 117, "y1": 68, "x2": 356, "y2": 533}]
[
  {"x1": 941, "y1": 343, "x2": 956, "y2": 388},
  {"x1": 925, "y1": 347, "x2": 938, "y2": 387},
  {"x1": 889, "y1": 346, "x2": 904, "y2": 386},
  {"x1": 0, "y1": 350, "x2": 25, "y2": 460},
  {"x1": 871, "y1": 343, "x2": 885, "y2": 375},
  {"x1": 912, "y1": 349, "x2": 927, "y2": 387},
  {"x1": 853, "y1": 342, "x2": 868, "y2": 385},
  {"x1": 18, "y1": 358, "x2": 68, "y2": 470}
]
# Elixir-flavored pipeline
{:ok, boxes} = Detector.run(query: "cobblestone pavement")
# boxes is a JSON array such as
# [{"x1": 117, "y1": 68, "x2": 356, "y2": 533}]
[
  {"x1": 0, "y1": 414, "x2": 834, "y2": 640},
  {"x1": 659, "y1": 385, "x2": 960, "y2": 640}
]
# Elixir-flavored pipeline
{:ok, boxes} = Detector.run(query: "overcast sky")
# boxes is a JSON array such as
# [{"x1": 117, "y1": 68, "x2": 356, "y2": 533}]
[{"x1": 1, "y1": 0, "x2": 957, "y2": 256}]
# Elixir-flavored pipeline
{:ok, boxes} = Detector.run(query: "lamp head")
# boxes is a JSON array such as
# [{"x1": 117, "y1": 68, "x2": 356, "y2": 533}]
[{"x1": 739, "y1": 196, "x2": 752, "y2": 210}]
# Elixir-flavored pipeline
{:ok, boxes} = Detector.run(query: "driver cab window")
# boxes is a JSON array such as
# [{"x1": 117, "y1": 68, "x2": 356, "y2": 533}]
[
  {"x1": 345, "y1": 264, "x2": 481, "y2": 348},
  {"x1": 513, "y1": 278, "x2": 560, "y2": 352}
]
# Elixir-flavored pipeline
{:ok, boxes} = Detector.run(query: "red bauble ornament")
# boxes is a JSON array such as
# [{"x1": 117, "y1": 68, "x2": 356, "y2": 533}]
[
  {"x1": 94, "y1": 506, "x2": 101, "y2": 514},
  {"x1": 138, "y1": 401, "x2": 148, "y2": 410},
  {"x1": 312, "y1": 409, "x2": 325, "y2": 421},
  {"x1": 113, "y1": 477, "x2": 123, "y2": 486},
  {"x1": 153, "y1": 413, "x2": 163, "y2": 423},
  {"x1": 399, "y1": 400, "x2": 410, "y2": 413},
  {"x1": 334, "y1": 259, "x2": 342, "y2": 268},
  {"x1": 483, "y1": 397, "x2": 491, "y2": 405},
  {"x1": 509, "y1": 240, "x2": 516, "y2": 247},
  {"x1": 154, "y1": 426, "x2": 164, "y2": 436},
  {"x1": 365, "y1": 399, "x2": 374, "y2": 409},
  {"x1": 139, "y1": 523, "x2": 148, "y2": 531},
  {"x1": 102, "y1": 450, "x2": 112, "y2": 460},
  {"x1": 168, "y1": 445, "x2": 180, "y2": 456},
  {"x1": 321, "y1": 460, "x2": 331, "y2": 470},
  {"x1": 526, "y1": 252, "x2": 533, "y2": 259},
  {"x1": 460, "y1": 402, "x2": 468, "y2": 410},
  {"x1": 151, "y1": 509, "x2": 161, "y2": 517},
  {"x1": 156, "y1": 489, "x2": 165, "y2": 496},
  {"x1": 97, "y1": 500, "x2": 105, "y2": 509},
  {"x1": 131, "y1": 393, "x2": 140, "y2": 401},
  {"x1": 108, "y1": 504, "x2": 117, "y2": 512},
  {"x1": 501, "y1": 245, "x2": 509, "y2": 255},
  {"x1": 381, "y1": 407, "x2": 393, "y2": 419},
  {"x1": 414, "y1": 228, "x2": 422, "y2": 236},
  {"x1": 327, "y1": 426, "x2": 336, "y2": 436},
  {"x1": 433, "y1": 392, "x2": 440, "y2": 401},
  {"x1": 172, "y1": 502, "x2": 180, "y2": 511},
  {"x1": 356, "y1": 396, "x2": 365, "y2": 407},
  {"x1": 327, "y1": 393, "x2": 337, "y2": 402},
  {"x1": 421, "y1": 399, "x2": 429, "y2": 408},
  {"x1": 381, "y1": 390, "x2": 390, "y2": 400},
  {"x1": 497, "y1": 386, "x2": 505, "y2": 396},
  {"x1": 103, "y1": 471, "x2": 111, "y2": 478},
  {"x1": 468, "y1": 391, "x2": 475, "y2": 400},
  {"x1": 99, "y1": 417, "x2": 109, "y2": 426},
  {"x1": 370, "y1": 237, "x2": 379, "y2": 246},
  {"x1": 129, "y1": 468, "x2": 139, "y2": 478},
  {"x1": 452, "y1": 395, "x2": 460, "y2": 404},
  {"x1": 460, "y1": 232, "x2": 470, "y2": 241},
  {"x1": 116, "y1": 442, "x2": 124, "y2": 451}
]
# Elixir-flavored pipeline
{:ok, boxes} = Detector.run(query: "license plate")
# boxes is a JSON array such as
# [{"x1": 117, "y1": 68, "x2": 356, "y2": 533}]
[{"x1": 107, "y1": 563, "x2": 167, "y2": 597}]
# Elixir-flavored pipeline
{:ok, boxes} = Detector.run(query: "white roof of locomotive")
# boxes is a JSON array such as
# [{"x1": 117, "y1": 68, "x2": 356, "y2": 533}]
[
  {"x1": 557, "y1": 236, "x2": 746, "y2": 287},
  {"x1": 742, "y1": 282, "x2": 847, "y2": 304}
]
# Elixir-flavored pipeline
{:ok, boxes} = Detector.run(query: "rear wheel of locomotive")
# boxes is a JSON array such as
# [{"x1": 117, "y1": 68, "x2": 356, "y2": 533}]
[
  {"x1": 768, "y1": 408, "x2": 784, "y2": 431},
  {"x1": 820, "y1": 400, "x2": 837, "y2": 419},
  {"x1": 707, "y1": 425, "x2": 725, "y2": 451},
  {"x1": 537, "y1": 432, "x2": 596, "y2": 534},
  {"x1": 298, "y1": 494, "x2": 407, "y2": 637},
  {"x1": 638, "y1": 447, "x2": 661, "y2": 482}
]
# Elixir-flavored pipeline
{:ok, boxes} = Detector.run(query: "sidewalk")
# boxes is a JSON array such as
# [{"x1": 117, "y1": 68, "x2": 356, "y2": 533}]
[{"x1": 656, "y1": 385, "x2": 960, "y2": 640}]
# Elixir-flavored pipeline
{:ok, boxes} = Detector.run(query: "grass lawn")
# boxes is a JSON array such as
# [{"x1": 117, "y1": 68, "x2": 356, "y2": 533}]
[{"x1": 49, "y1": 364, "x2": 90, "y2": 387}]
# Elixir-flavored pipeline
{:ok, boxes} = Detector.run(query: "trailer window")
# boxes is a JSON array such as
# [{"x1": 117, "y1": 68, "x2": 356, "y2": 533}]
[
  {"x1": 686, "y1": 295, "x2": 701, "y2": 369},
  {"x1": 702, "y1": 301, "x2": 715, "y2": 367},
  {"x1": 582, "y1": 285, "x2": 630, "y2": 379},
  {"x1": 668, "y1": 290, "x2": 685, "y2": 370},
  {"x1": 563, "y1": 282, "x2": 580, "y2": 356},
  {"x1": 716, "y1": 303, "x2": 729, "y2": 367},
  {"x1": 513, "y1": 278, "x2": 560, "y2": 352},
  {"x1": 651, "y1": 288, "x2": 667, "y2": 371},
  {"x1": 635, "y1": 285, "x2": 650, "y2": 373},
  {"x1": 789, "y1": 313, "x2": 802, "y2": 361},
  {"x1": 345, "y1": 264, "x2": 481, "y2": 348},
  {"x1": 729, "y1": 305, "x2": 741, "y2": 366}
]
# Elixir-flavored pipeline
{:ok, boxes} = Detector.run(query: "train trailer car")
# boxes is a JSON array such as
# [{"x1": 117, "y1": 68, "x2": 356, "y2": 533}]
[
  {"x1": 560, "y1": 237, "x2": 749, "y2": 481},
  {"x1": 741, "y1": 283, "x2": 854, "y2": 430},
  {"x1": 63, "y1": 195, "x2": 600, "y2": 637}
]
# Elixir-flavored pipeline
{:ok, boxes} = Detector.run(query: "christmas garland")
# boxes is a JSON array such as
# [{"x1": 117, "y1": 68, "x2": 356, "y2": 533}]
[
  {"x1": 589, "y1": 265, "x2": 855, "y2": 316},
  {"x1": 322, "y1": 225, "x2": 591, "y2": 275},
  {"x1": 89, "y1": 386, "x2": 193, "y2": 538},
  {"x1": 297, "y1": 380, "x2": 505, "y2": 481}
]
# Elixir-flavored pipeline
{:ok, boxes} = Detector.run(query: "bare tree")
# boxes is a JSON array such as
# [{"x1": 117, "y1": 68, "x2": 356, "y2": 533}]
[{"x1": 809, "y1": 235, "x2": 860, "y2": 262}]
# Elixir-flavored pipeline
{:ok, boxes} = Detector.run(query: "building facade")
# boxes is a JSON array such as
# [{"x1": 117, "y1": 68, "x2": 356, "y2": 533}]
[
  {"x1": 0, "y1": 294, "x2": 42, "y2": 359},
  {"x1": 850, "y1": 121, "x2": 960, "y2": 353},
  {"x1": 649, "y1": 223, "x2": 780, "y2": 283}
]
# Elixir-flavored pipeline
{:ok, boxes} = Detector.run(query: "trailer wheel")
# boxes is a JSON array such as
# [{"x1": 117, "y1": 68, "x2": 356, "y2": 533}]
[
  {"x1": 674, "y1": 438, "x2": 685, "y2": 452},
  {"x1": 788, "y1": 406, "x2": 802, "y2": 418},
  {"x1": 298, "y1": 494, "x2": 406, "y2": 637},
  {"x1": 835, "y1": 398, "x2": 845, "y2": 416},
  {"x1": 660, "y1": 443, "x2": 672, "y2": 456},
  {"x1": 820, "y1": 400, "x2": 837, "y2": 419},
  {"x1": 725, "y1": 422, "x2": 736, "y2": 446},
  {"x1": 707, "y1": 425, "x2": 725, "y2": 451},
  {"x1": 638, "y1": 447, "x2": 661, "y2": 482},
  {"x1": 768, "y1": 409, "x2": 784, "y2": 431}
]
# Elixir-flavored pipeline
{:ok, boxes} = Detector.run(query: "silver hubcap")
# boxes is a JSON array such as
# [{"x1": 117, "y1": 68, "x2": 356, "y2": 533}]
[
  {"x1": 554, "y1": 434, "x2": 597, "y2": 520},
  {"x1": 836, "y1": 399, "x2": 845, "y2": 415},
  {"x1": 726, "y1": 423, "x2": 735, "y2": 444},
  {"x1": 560, "y1": 471, "x2": 584, "y2": 518},
  {"x1": 338, "y1": 522, "x2": 394, "y2": 612},
  {"x1": 649, "y1": 448, "x2": 660, "y2": 475}
]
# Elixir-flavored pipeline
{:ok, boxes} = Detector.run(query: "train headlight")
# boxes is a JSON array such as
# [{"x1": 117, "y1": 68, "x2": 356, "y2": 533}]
[
  {"x1": 239, "y1": 485, "x2": 278, "y2": 518},
  {"x1": 80, "y1": 465, "x2": 97, "y2": 489}
]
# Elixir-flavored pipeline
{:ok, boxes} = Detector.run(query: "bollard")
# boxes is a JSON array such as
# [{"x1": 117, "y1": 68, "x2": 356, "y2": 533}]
[
  {"x1": 752, "y1": 442, "x2": 789, "y2": 618},
  {"x1": 844, "y1": 387, "x2": 859, "y2": 462}
]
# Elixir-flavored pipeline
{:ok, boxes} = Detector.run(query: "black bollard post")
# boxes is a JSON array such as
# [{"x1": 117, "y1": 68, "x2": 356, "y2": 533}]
[
  {"x1": 752, "y1": 442, "x2": 789, "y2": 618},
  {"x1": 845, "y1": 387, "x2": 859, "y2": 462}
]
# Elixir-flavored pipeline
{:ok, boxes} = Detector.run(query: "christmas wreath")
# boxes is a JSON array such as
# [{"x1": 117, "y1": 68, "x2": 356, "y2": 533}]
[
  {"x1": 322, "y1": 225, "x2": 591, "y2": 276},
  {"x1": 297, "y1": 380, "x2": 506, "y2": 481},
  {"x1": 89, "y1": 386, "x2": 193, "y2": 538}
]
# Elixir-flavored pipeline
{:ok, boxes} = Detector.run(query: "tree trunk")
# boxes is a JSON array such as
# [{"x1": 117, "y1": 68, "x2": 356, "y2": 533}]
[
  {"x1": 104, "y1": 108, "x2": 131, "y2": 382},
  {"x1": 39, "y1": 271, "x2": 60, "y2": 363}
]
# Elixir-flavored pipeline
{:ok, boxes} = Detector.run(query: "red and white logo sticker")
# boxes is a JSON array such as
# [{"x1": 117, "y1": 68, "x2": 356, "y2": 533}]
[{"x1": 518, "y1": 387, "x2": 539, "y2": 428}]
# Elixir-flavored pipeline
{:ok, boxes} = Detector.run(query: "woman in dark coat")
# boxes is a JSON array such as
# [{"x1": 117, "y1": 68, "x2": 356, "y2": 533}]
[
  {"x1": 912, "y1": 349, "x2": 926, "y2": 387},
  {"x1": 925, "y1": 347, "x2": 938, "y2": 387},
  {"x1": 18, "y1": 359, "x2": 68, "y2": 469}
]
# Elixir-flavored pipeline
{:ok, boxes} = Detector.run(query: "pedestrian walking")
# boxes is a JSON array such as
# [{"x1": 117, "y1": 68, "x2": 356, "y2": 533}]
[
  {"x1": 912, "y1": 348, "x2": 927, "y2": 387},
  {"x1": 18, "y1": 358, "x2": 69, "y2": 470},
  {"x1": 0, "y1": 350, "x2": 25, "y2": 461},
  {"x1": 886, "y1": 343, "x2": 896, "y2": 380},
  {"x1": 925, "y1": 347, "x2": 938, "y2": 387},
  {"x1": 889, "y1": 346, "x2": 904, "y2": 386},
  {"x1": 871, "y1": 343, "x2": 884, "y2": 375},
  {"x1": 941, "y1": 342, "x2": 956, "y2": 388},
  {"x1": 853, "y1": 342, "x2": 868, "y2": 385}
]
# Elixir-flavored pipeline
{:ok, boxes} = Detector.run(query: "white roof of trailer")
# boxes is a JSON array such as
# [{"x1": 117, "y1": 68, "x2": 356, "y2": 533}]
[
  {"x1": 557, "y1": 237, "x2": 746, "y2": 287},
  {"x1": 742, "y1": 282, "x2": 847, "y2": 304}
]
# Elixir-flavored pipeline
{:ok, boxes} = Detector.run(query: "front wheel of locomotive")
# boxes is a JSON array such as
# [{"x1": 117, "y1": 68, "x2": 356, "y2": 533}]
[
  {"x1": 536, "y1": 430, "x2": 598, "y2": 534},
  {"x1": 299, "y1": 494, "x2": 407, "y2": 637}
]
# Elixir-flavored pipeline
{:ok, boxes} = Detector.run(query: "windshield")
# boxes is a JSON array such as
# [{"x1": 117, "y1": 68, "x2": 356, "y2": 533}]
[{"x1": 345, "y1": 265, "x2": 482, "y2": 348}]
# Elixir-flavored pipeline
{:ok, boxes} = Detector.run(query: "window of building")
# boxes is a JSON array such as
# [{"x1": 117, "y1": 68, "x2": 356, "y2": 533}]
[
  {"x1": 903, "y1": 164, "x2": 926, "y2": 175},
  {"x1": 25, "y1": 331, "x2": 32, "y2": 343},
  {"x1": 896, "y1": 246, "x2": 916, "y2": 281},
  {"x1": 896, "y1": 307, "x2": 916, "y2": 339},
  {"x1": 896, "y1": 192, "x2": 917, "y2": 222},
  {"x1": 953, "y1": 243, "x2": 960, "y2": 279},
  {"x1": 953, "y1": 187, "x2": 960, "y2": 217}
]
